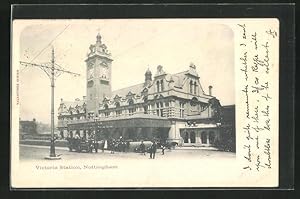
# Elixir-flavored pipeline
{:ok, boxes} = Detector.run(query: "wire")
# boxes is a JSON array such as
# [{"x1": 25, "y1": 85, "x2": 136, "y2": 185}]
[{"x1": 30, "y1": 24, "x2": 71, "y2": 63}]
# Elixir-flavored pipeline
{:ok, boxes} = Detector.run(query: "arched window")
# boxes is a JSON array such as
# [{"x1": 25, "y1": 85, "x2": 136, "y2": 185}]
[
  {"x1": 156, "y1": 81, "x2": 160, "y2": 92},
  {"x1": 115, "y1": 102, "x2": 120, "y2": 108},
  {"x1": 190, "y1": 80, "x2": 193, "y2": 94},
  {"x1": 128, "y1": 99, "x2": 134, "y2": 106},
  {"x1": 160, "y1": 79, "x2": 164, "y2": 91},
  {"x1": 209, "y1": 131, "x2": 216, "y2": 145},
  {"x1": 201, "y1": 132, "x2": 208, "y2": 144},
  {"x1": 104, "y1": 104, "x2": 109, "y2": 110}
]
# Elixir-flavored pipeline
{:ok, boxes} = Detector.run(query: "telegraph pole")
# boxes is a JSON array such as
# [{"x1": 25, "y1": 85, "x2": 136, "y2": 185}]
[
  {"x1": 20, "y1": 46, "x2": 80, "y2": 159},
  {"x1": 50, "y1": 47, "x2": 56, "y2": 158}
]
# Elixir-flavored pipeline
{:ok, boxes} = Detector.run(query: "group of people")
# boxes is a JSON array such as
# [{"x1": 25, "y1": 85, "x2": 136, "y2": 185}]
[
  {"x1": 67, "y1": 133, "x2": 168, "y2": 158},
  {"x1": 106, "y1": 137, "x2": 130, "y2": 154},
  {"x1": 138, "y1": 140, "x2": 166, "y2": 159}
]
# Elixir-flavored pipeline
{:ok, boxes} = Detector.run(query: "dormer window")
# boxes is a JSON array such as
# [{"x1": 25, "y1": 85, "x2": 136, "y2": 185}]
[
  {"x1": 194, "y1": 82, "x2": 197, "y2": 95},
  {"x1": 128, "y1": 99, "x2": 134, "y2": 106},
  {"x1": 160, "y1": 79, "x2": 164, "y2": 91},
  {"x1": 128, "y1": 99, "x2": 136, "y2": 116},
  {"x1": 104, "y1": 104, "x2": 109, "y2": 110},
  {"x1": 156, "y1": 81, "x2": 160, "y2": 92}
]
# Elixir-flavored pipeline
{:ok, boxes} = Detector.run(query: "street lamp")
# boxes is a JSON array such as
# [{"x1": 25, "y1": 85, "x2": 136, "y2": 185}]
[{"x1": 94, "y1": 116, "x2": 99, "y2": 135}]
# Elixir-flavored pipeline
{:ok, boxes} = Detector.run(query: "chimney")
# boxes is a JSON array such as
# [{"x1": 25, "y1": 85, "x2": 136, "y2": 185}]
[
  {"x1": 144, "y1": 68, "x2": 152, "y2": 86},
  {"x1": 208, "y1": 85, "x2": 213, "y2": 96}
]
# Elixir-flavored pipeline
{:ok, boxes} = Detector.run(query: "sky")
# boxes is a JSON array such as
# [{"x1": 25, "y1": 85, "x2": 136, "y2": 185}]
[{"x1": 17, "y1": 19, "x2": 234, "y2": 124}]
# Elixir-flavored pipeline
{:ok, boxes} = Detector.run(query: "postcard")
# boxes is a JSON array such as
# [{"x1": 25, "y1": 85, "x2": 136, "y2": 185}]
[{"x1": 11, "y1": 18, "x2": 279, "y2": 188}]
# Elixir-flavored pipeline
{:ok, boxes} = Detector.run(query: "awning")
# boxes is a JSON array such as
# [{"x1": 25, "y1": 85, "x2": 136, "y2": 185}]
[{"x1": 67, "y1": 117, "x2": 172, "y2": 130}]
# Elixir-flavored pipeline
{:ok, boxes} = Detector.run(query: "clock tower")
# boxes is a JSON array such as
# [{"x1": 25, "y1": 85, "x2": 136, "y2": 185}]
[{"x1": 85, "y1": 33, "x2": 113, "y2": 115}]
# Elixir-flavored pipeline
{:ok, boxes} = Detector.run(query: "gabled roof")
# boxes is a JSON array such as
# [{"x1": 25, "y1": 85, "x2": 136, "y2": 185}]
[
  {"x1": 169, "y1": 71, "x2": 188, "y2": 88},
  {"x1": 59, "y1": 99, "x2": 86, "y2": 115},
  {"x1": 111, "y1": 83, "x2": 145, "y2": 97},
  {"x1": 62, "y1": 100, "x2": 85, "y2": 108}
]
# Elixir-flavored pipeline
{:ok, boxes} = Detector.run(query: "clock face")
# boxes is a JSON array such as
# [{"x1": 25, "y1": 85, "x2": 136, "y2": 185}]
[{"x1": 101, "y1": 67, "x2": 108, "y2": 79}]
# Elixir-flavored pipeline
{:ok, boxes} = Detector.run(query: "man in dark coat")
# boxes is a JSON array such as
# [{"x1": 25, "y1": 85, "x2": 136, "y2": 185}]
[
  {"x1": 140, "y1": 141, "x2": 146, "y2": 155},
  {"x1": 150, "y1": 141, "x2": 157, "y2": 159}
]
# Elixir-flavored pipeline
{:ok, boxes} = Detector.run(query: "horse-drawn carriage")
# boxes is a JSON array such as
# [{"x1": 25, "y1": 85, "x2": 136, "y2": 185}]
[{"x1": 66, "y1": 137, "x2": 98, "y2": 153}]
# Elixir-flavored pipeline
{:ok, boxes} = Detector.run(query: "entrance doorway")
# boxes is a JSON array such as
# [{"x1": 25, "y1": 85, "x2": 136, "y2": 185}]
[
  {"x1": 184, "y1": 132, "x2": 189, "y2": 143},
  {"x1": 201, "y1": 131, "x2": 207, "y2": 144},
  {"x1": 209, "y1": 131, "x2": 215, "y2": 145}
]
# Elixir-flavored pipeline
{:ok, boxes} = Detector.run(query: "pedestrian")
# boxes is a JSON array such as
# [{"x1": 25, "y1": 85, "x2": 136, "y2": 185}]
[
  {"x1": 150, "y1": 141, "x2": 157, "y2": 159},
  {"x1": 140, "y1": 141, "x2": 146, "y2": 155},
  {"x1": 122, "y1": 141, "x2": 126, "y2": 152},
  {"x1": 149, "y1": 144, "x2": 153, "y2": 159},
  {"x1": 92, "y1": 134, "x2": 98, "y2": 153},
  {"x1": 100, "y1": 140, "x2": 105, "y2": 152},
  {"x1": 126, "y1": 141, "x2": 130, "y2": 152},
  {"x1": 111, "y1": 139, "x2": 116, "y2": 154},
  {"x1": 74, "y1": 133, "x2": 80, "y2": 152},
  {"x1": 152, "y1": 141, "x2": 157, "y2": 159},
  {"x1": 161, "y1": 143, "x2": 165, "y2": 155},
  {"x1": 104, "y1": 139, "x2": 108, "y2": 150}
]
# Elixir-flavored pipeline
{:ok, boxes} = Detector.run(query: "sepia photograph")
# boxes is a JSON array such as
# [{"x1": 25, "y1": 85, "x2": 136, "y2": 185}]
[{"x1": 11, "y1": 18, "x2": 279, "y2": 188}]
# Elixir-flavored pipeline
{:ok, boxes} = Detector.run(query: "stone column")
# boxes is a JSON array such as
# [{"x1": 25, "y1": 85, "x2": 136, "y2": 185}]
[
  {"x1": 207, "y1": 133, "x2": 210, "y2": 145},
  {"x1": 188, "y1": 132, "x2": 191, "y2": 143},
  {"x1": 196, "y1": 130, "x2": 201, "y2": 144},
  {"x1": 168, "y1": 123, "x2": 175, "y2": 141}
]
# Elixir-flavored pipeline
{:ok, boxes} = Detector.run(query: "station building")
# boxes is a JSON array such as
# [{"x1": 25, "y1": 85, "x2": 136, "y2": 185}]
[{"x1": 57, "y1": 33, "x2": 234, "y2": 147}]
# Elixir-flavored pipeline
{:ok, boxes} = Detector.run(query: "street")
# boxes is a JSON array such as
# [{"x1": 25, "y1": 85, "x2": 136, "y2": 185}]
[
  {"x1": 15, "y1": 145, "x2": 238, "y2": 187},
  {"x1": 20, "y1": 144, "x2": 235, "y2": 161}
]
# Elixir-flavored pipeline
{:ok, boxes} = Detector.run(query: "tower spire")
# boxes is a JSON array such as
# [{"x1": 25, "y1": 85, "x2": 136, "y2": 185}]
[{"x1": 96, "y1": 33, "x2": 102, "y2": 44}]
